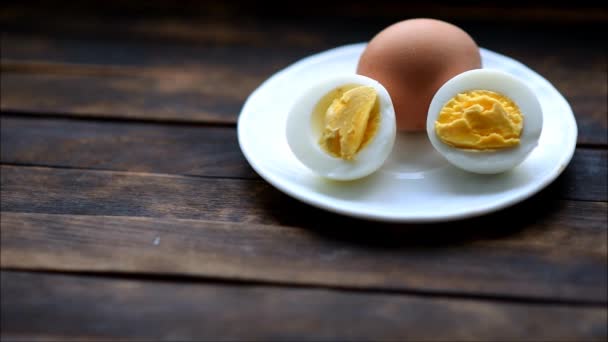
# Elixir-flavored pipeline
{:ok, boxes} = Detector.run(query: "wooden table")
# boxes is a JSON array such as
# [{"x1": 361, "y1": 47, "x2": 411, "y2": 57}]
[{"x1": 1, "y1": 2, "x2": 607, "y2": 341}]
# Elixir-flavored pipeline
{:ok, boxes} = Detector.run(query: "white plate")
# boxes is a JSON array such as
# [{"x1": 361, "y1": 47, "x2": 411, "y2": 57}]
[{"x1": 237, "y1": 43, "x2": 577, "y2": 223}]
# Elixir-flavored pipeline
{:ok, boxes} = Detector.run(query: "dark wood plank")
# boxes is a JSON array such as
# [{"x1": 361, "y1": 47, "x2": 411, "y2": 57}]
[
  {"x1": 1, "y1": 271, "x2": 606, "y2": 341},
  {"x1": 2, "y1": 51, "x2": 606, "y2": 146},
  {"x1": 0, "y1": 3, "x2": 345, "y2": 49},
  {"x1": 0, "y1": 34, "x2": 315, "y2": 73},
  {"x1": 2, "y1": 117, "x2": 606, "y2": 197},
  {"x1": 1, "y1": 201, "x2": 606, "y2": 301},
  {"x1": 0, "y1": 117, "x2": 256, "y2": 179},
  {"x1": 2, "y1": 3, "x2": 606, "y2": 46},
  {"x1": 1, "y1": 164, "x2": 607, "y2": 224},
  {"x1": 2, "y1": 71, "x2": 604, "y2": 146},
  {"x1": 2, "y1": 19, "x2": 606, "y2": 143},
  {"x1": 0, "y1": 165, "x2": 276, "y2": 222},
  {"x1": 0, "y1": 66, "x2": 256, "y2": 124},
  {"x1": 557, "y1": 148, "x2": 608, "y2": 202}
]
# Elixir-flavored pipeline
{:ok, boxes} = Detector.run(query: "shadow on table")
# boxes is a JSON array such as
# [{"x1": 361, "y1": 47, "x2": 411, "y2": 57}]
[{"x1": 262, "y1": 176, "x2": 568, "y2": 249}]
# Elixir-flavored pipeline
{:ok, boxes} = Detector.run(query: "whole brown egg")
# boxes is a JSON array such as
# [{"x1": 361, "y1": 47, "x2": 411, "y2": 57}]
[{"x1": 357, "y1": 18, "x2": 481, "y2": 132}]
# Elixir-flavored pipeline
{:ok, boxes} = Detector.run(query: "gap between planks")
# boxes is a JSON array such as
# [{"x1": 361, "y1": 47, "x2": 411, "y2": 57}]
[
  {"x1": 2, "y1": 270, "x2": 605, "y2": 341},
  {"x1": 1, "y1": 161, "x2": 606, "y2": 202},
  {"x1": 0, "y1": 162, "x2": 259, "y2": 182},
  {"x1": 0, "y1": 268, "x2": 605, "y2": 308},
  {"x1": 0, "y1": 110, "x2": 237, "y2": 127}
]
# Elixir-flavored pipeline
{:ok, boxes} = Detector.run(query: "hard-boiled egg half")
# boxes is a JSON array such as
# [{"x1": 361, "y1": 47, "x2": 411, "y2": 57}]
[
  {"x1": 286, "y1": 74, "x2": 396, "y2": 180},
  {"x1": 426, "y1": 69, "x2": 543, "y2": 174}
]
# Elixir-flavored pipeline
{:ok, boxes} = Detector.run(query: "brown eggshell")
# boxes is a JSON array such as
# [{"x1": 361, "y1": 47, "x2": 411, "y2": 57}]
[{"x1": 357, "y1": 18, "x2": 481, "y2": 132}]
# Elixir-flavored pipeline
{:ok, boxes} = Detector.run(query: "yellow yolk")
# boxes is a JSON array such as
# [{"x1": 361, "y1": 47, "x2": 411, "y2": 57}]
[
  {"x1": 318, "y1": 86, "x2": 378, "y2": 160},
  {"x1": 435, "y1": 90, "x2": 523, "y2": 150}
]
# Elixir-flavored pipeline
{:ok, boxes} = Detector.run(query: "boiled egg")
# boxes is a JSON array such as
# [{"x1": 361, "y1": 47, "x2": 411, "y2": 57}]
[
  {"x1": 426, "y1": 69, "x2": 543, "y2": 174},
  {"x1": 286, "y1": 74, "x2": 396, "y2": 180},
  {"x1": 357, "y1": 18, "x2": 481, "y2": 132}
]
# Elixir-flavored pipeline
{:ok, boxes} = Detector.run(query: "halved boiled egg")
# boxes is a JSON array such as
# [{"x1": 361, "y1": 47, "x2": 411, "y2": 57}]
[
  {"x1": 426, "y1": 69, "x2": 543, "y2": 174},
  {"x1": 286, "y1": 74, "x2": 396, "y2": 180}
]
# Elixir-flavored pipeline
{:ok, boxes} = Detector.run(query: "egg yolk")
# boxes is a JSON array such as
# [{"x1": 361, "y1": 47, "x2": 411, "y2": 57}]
[
  {"x1": 316, "y1": 86, "x2": 380, "y2": 160},
  {"x1": 435, "y1": 90, "x2": 523, "y2": 150}
]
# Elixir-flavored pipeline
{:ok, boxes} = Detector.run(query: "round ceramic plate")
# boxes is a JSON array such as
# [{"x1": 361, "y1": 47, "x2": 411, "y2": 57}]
[{"x1": 237, "y1": 44, "x2": 577, "y2": 222}]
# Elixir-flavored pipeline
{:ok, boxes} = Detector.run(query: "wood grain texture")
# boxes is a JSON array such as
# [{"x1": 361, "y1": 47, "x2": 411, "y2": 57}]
[
  {"x1": 2, "y1": 51, "x2": 606, "y2": 146},
  {"x1": 2, "y1": 117, "x2": 607, "y2": 195},
  {"x1": 1, "y1": 271, "x2": 606, "y2": 341},
  {"x1": 0, "y1": 67, "x2": 250, "y2": 124},
  {"x1": 1, "y1": 2, "x2": 607, "y2": 340},
  {"x1": 0, "y1": 118, "x2": 603, "y2": 194},
  {"x1": 0, "y1": 117, "x2": 256, "y2": 179},
  {"x1": 0, "y1": 34, "x2": 314, "y2": 73},
  {"x1": 557, "y1": 148, "x2": 608, "y2": 202},
  {"x1": 2, "y1": 17, "x2": 606, "y2": 143},
  {"x1": 1, "y1": 204, "x2": 606, "y2": 301},
  {"x1": 2, "y1": 3, "x2": 606, "y2": 45},
  {"x1": 0, "y1": 164, "x2": 605, "y2": 223},
  {"x1": 2, "y1": 65, "x2": 605, "y2": 146}
]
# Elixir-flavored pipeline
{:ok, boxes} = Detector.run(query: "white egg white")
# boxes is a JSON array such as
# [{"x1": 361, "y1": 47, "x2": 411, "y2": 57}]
[
  {"x1": 426, "y1": 69, "x2": 543, "y2": 174},
  {"x1": 286, "y1": 74, "x2": 396, "y2": 180}
]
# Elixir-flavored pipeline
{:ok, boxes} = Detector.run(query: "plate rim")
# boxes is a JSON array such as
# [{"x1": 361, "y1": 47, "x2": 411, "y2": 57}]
[{"x1": 237, "y1": 43, "x2": 578, "y2": 223}]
